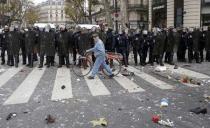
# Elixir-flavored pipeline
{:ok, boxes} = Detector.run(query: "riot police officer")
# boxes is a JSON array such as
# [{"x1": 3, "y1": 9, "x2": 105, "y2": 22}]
[
  {"x1": 148, "y1": 31, "x2": 155, "y2": 65},
  {"x1": 177, "y1": 28, "x2": 187, "y2": 62},
  {"x1": 152, "y1": 27, "x2": 166, "y2": 66},
  {"x1": 206, "y1": 27, "x2": 210, "y2": 62},
  {"x1": 7, "y1": 26, "x2": 20, "y2": 67},
  {"x1": 131, "y1": 29, "x2": 141, "y2": 66},
  {"x1": 76, "y1": 28, "x2": 90, "y2": 56},
  {"x1": 105, "y1": 28, "x2": 115, "y2": 52},
  {"x1": 56, "y1": 25, "x2": 70, "y2": 68},
  {"x1": 113, "y1": 30, "x2": 129, "y2": 67},
  {"x1": 165, "y1": 28, "x2": 176, "y2": 65},
  {"x1": 187, "y1": 28, "x2": 194, "y2": 63},
  {"x1": 140, "y1": 30, "x2": 149, "y2": 66},
  {"x1": 24, "y1": 27, "x2": 36, "y2": 68},
  {"x1": 38, "y1": 25, "x2": 56, "y2": 68},
  {"x1": 192, "y1": 28, "x2": 201, "y2": 63},
  {"x1": 199, "y1": 27, "x2": 207, "y2": 62},
  {"x1": 1, "y1": 26, "x2": 9, "y2": 65}
]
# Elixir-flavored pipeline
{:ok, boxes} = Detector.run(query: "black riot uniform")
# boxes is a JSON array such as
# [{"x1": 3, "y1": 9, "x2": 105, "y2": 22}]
[
  {"x1": 187, "y1": 31, "x2": 194, "y2": 63},
  {"x1": 177, "y1": 30, "x2": 187, "y2": 62},
  {"x1": 19, "y1": 29, "x2": 26, "y2": 65},
  {"x1": 76, "y1": 30, "x2": 91, "y2": 56},
  {"x1": 24, "y1": 29, "x2": 36, "y2": 68},
  {"x1": 206, "y1": 28, "x2": 210, "y2": 62},
  {"x1": 199, "y1": 30, "x2": 207, "y2": 62},
  {"x1": 148, "y1": 32, "x2": 155, "y2": 65},
  {"x1": 72, "y1": 30, "x2": 80, "y2": 63},
  {"x1": 165, "y1": 29, "x2": 176, "y2": 65},
  {"x1": 7, "y1": 29, "x2": 20, "y2": 67},
  {"x1": 105, "y1": 28, "x2": 115, "y2": 52},
  {"x1": 1, "y1": 28, "x2": 9, "y2": 65},
  {"x1": 38, "y1": 29, "x2": 56, "y2": 68},
  {"x1": 152, "y1": 30, "x2": 166, "y2": 66},
  {"x1": 192, "y1": 29, "x2": 201, "y2": 63},
  {"x1": 132, "y1": 32, "x2": 141, "y2": 65},
  {"x1": 140, "y1": 31, "x2": 149, "y2": 66},
  {"x1": 114, "y1": 32, "x2": 129, "y2": 67},
  {"x1": 56, "y1": 29, "x2": 70, "y2": 68}
]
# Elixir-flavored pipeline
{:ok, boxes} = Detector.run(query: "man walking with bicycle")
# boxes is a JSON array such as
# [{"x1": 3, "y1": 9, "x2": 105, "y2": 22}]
[{"x1": 86, "y1": 33, "x2": 114, "y2": 79}]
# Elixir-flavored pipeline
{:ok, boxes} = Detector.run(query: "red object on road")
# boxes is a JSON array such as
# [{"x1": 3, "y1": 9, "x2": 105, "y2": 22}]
[{"x1": 152, "y1": 115, "x2": 160, "y2": 123}]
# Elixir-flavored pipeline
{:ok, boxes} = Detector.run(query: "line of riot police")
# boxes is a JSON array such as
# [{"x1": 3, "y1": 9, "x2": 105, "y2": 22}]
[{"x1": 0, "y1": 24, "x2": 210, "y2": 69}]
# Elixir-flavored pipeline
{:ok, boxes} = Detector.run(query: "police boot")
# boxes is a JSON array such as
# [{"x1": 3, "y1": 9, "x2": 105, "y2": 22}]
[
  {"x1": 1, "y1": 57, "x2": 5, "y2": 65},
  {"x1": 65, "y1": 56, "x2": 70, "y2": 68},
  {"x1": 22, "y1": 54, "x2": 26, "y2": 65},
  {"x1": 33, "y1": 53, "x2": 38, "y2": 61},
  {"x1": 15, "y1": 55, "x2": 19, "y2": 68},
  {"x1": 38, "y1": 56, "x2": 44, "y2": 68},
  {"x1": 10, "y1": 56, "x2": 14, "y2": 66},
  {"x1": 46, "y1": 56, "x2": 50, "y2": 68},
  {"x1": 168, "y1": 53, "x2": 174, "y2": 65},
  {"x1": 195, "y1": 52, "x2": 201, "y2": 63},
  {"x1": 58, "y1": 56, "x2": 63, "y2": 68},
  {"x1": 159, "y1": 55, "x2": 164, "y2": 66},
  {"x1": 51, "y1": 56, "x2": 55, "y2": 66}
]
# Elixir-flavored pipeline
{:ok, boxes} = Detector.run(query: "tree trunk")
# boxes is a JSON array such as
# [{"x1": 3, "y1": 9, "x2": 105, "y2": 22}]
[
  {"x1": 120, "y1": 0, "x2": 129, "y2": 30},
  {"x1": 103, "y1": 0, "x2": 113, "y2": 28}
]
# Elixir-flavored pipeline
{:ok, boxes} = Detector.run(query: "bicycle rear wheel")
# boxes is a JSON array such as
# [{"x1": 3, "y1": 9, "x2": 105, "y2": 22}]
[
  {"x1": 72, "y1": 58, "x2": 93, "y2": 77},
  {"x1": 103, "y1": 59, "x2": 122, "y2": 76}
]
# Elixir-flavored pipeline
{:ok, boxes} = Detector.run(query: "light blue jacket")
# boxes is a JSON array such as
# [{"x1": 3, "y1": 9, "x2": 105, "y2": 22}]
[{"x1": 87, "y1": 39, "x2": 105, "y2": 57}]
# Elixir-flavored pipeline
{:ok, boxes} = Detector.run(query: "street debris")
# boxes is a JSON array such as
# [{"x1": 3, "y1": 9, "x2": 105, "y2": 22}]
[
  {"x1": 61, "y1": 85, "x2": 66, "y2": 89},
  {"x1": 77, "y1": 78, "x2": 81, "y2": 82},
  {"x1": 152, "y1": 115, "x2": 174, "y2": 127},
  {"x1": 160, "y1": 98, "x2": 169, "y2": 108},
  {"x1": 155, "y1": 66, "x2": 167, "y2": 72},
  {"x1": 0, "y1": 68, "x2": 5, "y2": 73},
  {"x1": 204, "y1": 94, "x2": 210, "y2": 99},
  {"x1": 190, "y1": 107, "x2": 207, "y2": 114},
  {"x1": 90, "y1": 118, "x2": 108, "y2": 127},
  {"x1": 182, "y1": 64, "x2": 191, "y2": 67},
  {"x1": 180, "y1": 76, "x2": 201, "y2": 85},
  {"x1": 174, "y1": 65, "x2": 178, "y2": 69},
  {"x1": 45, "y1": 115, "x2": 56, "y2": 124},
  {"x1": 6, "y1": 113, "x2": 17, "y2": 121},
  {"x1": 121, "y1": 68, "x2": 135, "y2": 76},
  {"x1": 20, "y1": 69, "x2": 26, "y2": 72}
]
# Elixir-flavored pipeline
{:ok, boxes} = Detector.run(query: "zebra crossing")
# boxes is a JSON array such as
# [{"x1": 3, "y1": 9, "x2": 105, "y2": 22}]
[{"x1": 0, "y1": 64, "x2": 209, "y2": 106}]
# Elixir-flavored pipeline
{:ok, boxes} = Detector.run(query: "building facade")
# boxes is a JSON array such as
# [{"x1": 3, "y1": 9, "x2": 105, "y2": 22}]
[
  {"x1": 92, "y1": 0, "x2": 148, "y2": 30},
  {"x1": 149, "y1": 0, "x2": 210, "y2": 29},
  {"x1": 36, "y1": 0, "x2": 71, "y2": 25}
]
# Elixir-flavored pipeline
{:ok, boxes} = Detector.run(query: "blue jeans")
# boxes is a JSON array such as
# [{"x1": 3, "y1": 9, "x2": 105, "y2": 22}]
[{"x1": 90, "y1": 55, "x2": 112, "y2": 77}]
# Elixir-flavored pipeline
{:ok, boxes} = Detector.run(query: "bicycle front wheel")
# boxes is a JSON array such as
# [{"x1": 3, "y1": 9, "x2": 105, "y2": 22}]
[
  {"x1": 72, "y1": 58, "x2": 93, "y2": 77},
  {"x1": 103, "y1": 59, "x2": 122, "y2": 76}
]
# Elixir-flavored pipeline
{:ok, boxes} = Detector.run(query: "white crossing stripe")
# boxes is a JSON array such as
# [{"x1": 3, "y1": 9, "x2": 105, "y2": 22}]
[
  {"x1": 51, "y1": 67, "x2": 73, "y2": 101},
  {"x1": 165, "y1": 64, "x2": 210, "y2": 79},
  {"x1": 0, "y1": 66, "x2": 24, "y2": 88},
  {"x1": 127, "y1": 66, "x2": 174, "y2": 90},
  {"x1": 114, "y1": 74, "x2": 145, "y2": 92},
  {"x1": 83, "y1": 71, "x2": 110, "y2": 96},
  {"x1": 4, "y1": 67, "x2": 46, "y2": 105}
]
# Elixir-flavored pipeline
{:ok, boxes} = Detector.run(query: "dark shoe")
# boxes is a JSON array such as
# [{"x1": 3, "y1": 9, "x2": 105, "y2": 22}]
[
  {"x1": 15, "y1": 63, "x2": 18, "y2": 68},
  {"x1": 38, "y1": 65, "x2": 43, "y2": 68},
  {"x1": 47, "y1": 65, "x2": 50, "y2": 68},
  {"x1": 66, "y1": 64, "x2": 70, "y2": 68},
  {"x1": 109, "y1": 74, "x2": 114, "y2": 79},
  {"x1": 1, "y1": 61, "x2": 5, "y2": 65},
  {"x1": 51, "y1": 63, "x2": 55, "y2": 66},
  {"x1": 160, "y1": 63, "x2": 164, "y2": 66},
  {"x1": 57, "y1": 65, "x2": 62, "y2": 68},
  {"x1": 190, "y1": 107, "x2": 207, "y2": 114},
  {"x1": 87, "y1": 76, "x2": 94, "y2": 79}
]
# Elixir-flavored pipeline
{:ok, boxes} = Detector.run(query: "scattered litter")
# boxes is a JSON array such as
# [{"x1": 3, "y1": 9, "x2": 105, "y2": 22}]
[
  {"x1": 158, "y1": 119, "x2": 174, "y2": 127},
  {"x1": 155, "y1": 66, "x2": 167, "y2": 72},
  {"x1": 0, "y1": 68, "x2": 5, "y2": 73},
  {"x1": 152, "y1": 115, "x2": 161, "y2": 123},
  {"x1": 77, "y1": 78, "x2": 81, "y2": 82},
  {"x1": 45, "y1": 115, "x2": 56, "y2": 124},
  {"x1": 204, "y1": 94, "x2": 210, "y2": 99},
  {"x1": 61, "y1": 85, "x2": 66, "y2": 89},
  {"x1": 0, "y1": 94, "x2": 4, "y2": 96},
  {"x1": 152, "y1": 115, "x2": 174, "y2": 127},
  {"x1": 190, "y1": 107, "x2": 207, "y2": 114},
  {"x1": 90, "y1": 118, "x2": 108, "y2": 127},
  {"x1": 6, "y1": 113, "x2": 17, "y2": 121},
  {"x1": 121, "y1": 72, "x2": 135, "y2": 76},
  {"x1": 160, "y1": 98, "x2": 169, "y2": 108},
  {"x1": 20, "y1": 69, "x2": 26, "y2": 72},
  {"x1": 131, "y1": 77, "x2": 134, "y2": 81},
  {"x1": 118, "y1": 108, "x2": 122, "y2": 111},
  {"x1": 174, "y1": 65, "x2": 178, "y2": 69},
  {"x1": 177, "y1": 116, "x2": 182, "y2": 120}
]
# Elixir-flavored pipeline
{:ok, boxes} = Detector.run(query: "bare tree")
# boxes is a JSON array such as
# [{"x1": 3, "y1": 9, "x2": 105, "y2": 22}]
[{"x1": 103, "y1": 0, "x2": 113, "y2": 27}]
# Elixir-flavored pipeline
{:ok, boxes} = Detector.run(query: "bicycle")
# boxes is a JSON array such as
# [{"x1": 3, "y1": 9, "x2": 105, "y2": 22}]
[{"x1": 72, "y1": 52, "x2": 123, "y2": 77}]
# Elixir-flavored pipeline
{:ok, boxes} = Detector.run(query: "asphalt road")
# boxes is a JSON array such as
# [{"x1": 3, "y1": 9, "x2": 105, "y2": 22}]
[{"x1": 0, "y1": 57, "x2": 210, "y2": 128}]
